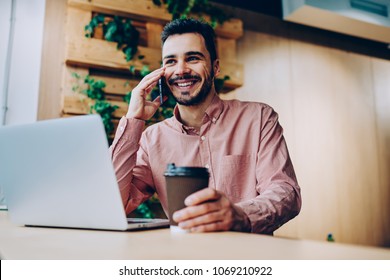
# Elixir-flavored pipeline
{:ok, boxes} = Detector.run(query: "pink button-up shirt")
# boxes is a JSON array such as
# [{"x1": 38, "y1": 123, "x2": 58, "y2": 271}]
[{"x1": 109, "y1": 95, "x2": 301, "y2": 234}]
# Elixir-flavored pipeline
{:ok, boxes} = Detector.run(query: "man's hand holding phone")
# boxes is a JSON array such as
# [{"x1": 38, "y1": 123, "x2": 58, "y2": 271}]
[{"x1": 126, "y1": 67, "x2": 166, "y2": 121}]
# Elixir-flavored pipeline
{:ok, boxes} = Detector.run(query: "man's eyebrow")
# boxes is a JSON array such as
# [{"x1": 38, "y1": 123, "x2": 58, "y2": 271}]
[
  {"x1": 163, "y1": 54, "x2": 176, "y2": 60},
  {"x1": 163, "y1": 51, "x2": 206, "y2": 60},
  {"x1": 186, "y1": 51, "x2": 205, "y2": 58}
]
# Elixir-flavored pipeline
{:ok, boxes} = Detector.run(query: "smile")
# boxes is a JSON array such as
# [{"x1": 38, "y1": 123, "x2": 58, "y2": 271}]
[
  {"x1": 177, "y1": 81, "x2": 194, "y2": 87},
  {"x1": 173, "y1": 79, "x2": 199, "y2": 90}
]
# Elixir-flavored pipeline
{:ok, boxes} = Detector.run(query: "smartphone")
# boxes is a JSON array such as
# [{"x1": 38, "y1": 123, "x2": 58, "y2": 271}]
[{"x1": 158, "y1": 77, "x2": 166, "y2": 104}]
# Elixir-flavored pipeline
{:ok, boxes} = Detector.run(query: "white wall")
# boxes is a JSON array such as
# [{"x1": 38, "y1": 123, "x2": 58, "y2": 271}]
[
  {"x1": 0, "y1": 0, "x2": 46, "y2": 126},
  {"x1": 0, "y1": 0, "x2": 12, "y2": 125},
  {"x1": 0, "y1": 0, "x2": 46, "y2": 206}
]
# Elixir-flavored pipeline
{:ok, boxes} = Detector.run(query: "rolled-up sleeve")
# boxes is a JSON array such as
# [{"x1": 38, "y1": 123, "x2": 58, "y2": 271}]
[{"x1": 109, "y1": 117, "x2": 155, "y2": 214}]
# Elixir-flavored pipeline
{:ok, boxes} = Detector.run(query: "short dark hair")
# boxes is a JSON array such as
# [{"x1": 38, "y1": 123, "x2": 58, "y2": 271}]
[{"x1": 161, "y1": 18, "x2": 218, "y2": 63}]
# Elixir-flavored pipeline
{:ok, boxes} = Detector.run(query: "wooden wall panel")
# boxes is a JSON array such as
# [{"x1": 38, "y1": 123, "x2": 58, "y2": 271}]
[
  {"x1": 329, "y1": 51, "x2": 380, "y2": 246},
  {"x1": 284, "y1": 40, "x2": 340, "y2": 242},
  {"x1": 60, "y1": 4, "x2": 244, "y2": 118},
  {"x1": 371, "y1": 58, "x2": 390, "y2": 247},
  {"x1": 233, "y1": 31, "x2": 295, "y2": 146},
  {"x1": 235, "y1": 30, "x2": 390, "y2": 247},
  {"x1": 67, "y1": 0, "x2": 243, "y2": 39},
  {"x1": 39, "y1": 2, "x2": 244, "y2": 122},
  {"x1": 37, "y1": 0, "x2": 68, "y2": 120}
]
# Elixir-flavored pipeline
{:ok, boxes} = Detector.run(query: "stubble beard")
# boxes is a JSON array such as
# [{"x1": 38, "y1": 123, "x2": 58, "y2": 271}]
[{"x1": 168, "y1": 69, "x2": 214, "y2": 106}]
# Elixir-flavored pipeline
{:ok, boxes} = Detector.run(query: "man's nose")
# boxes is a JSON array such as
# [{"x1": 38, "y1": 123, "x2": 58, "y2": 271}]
[{"x1": 174, "y1": 60, "x2": 190, "y2": 76}]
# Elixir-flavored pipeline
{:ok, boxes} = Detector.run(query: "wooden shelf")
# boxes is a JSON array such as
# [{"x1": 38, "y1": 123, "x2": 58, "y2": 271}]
[
  {"x1": 62, "y1": 94, "x2": 128, "y2": 118},
  {"x1": 66, "y1": 37, "x2": 162, "y2": 72},
  {"x1": 67, "y1": 0, "x2": 243, "y2": 39},
  {"x1": 65, "y1": 37, "x2": 243, "y2": 89},
  {"x1": 62, "y1": 1, "x2": 244, "y2": 119}
]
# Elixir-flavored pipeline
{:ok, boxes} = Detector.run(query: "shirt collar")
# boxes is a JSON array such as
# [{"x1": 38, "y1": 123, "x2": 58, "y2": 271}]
[{"x1": 171, "y1": 94, "x2": 224, "y2": 134}]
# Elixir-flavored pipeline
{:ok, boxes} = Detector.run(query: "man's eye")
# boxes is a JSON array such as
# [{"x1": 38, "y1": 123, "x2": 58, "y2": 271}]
[
  {"x1": 187, "y1": 56, "x2": 200, "y2": 62},
  {"x1": 164, "y1": 59, "x2": 175, "y2": 65}
]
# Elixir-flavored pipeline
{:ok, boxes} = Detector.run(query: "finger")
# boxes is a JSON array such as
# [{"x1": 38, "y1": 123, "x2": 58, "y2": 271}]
[
  {"x1": 184, "y1": 188, "x2": 221, "y2": 206},
  {"x1": 143, "y1": 81, "x2": 159, "y2": 95},
  {"x1": 142, "y1": 66, "x2": 165, "y2": 81},
  {"x1": 151, "y1": 96, "x2": 163, "y2": 106},
  {"x1": 145, "y1": 67, "x2": 165, "y2": 82},
  {"x1": 178, "y1": 210, "x2": 224, "y2": 230},
  {"x1": 144, "y1": 100, "x2": 160, "y2": 112},
  {"x1": 173, "y1": 201, "x2": 221, "y2": 223},
  {"x1": 136, "y1": 68, "x2": 165, "y2": 92}
]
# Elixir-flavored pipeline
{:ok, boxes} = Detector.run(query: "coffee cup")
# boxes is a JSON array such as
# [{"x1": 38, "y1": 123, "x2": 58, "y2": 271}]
[{"x1": 164, "y1": 163, "x2": 209, "y2": 226}]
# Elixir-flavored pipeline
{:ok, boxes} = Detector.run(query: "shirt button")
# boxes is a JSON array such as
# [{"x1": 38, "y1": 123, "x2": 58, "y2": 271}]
[
  {"x1": 201, "y1": 136, "x2": 206, "y2": 141},
  {"x1": 212, "y1": 117, "x2": 217, "y2": 123},
  {"x1": 205, "y1": 164, "x2": 210, "y2": 169},
  {"x1": 120, "y1": 126, "x2": 124, "y2": 131}
]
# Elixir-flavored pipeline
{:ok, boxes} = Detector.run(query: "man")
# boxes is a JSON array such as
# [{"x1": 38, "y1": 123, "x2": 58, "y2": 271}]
[{"x1": 110, "y1": 18, "x2": 301, "y2": 234}]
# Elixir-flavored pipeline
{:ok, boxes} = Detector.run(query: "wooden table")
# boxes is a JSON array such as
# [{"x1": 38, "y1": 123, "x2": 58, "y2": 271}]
[{"x1": 0, "y1": 211, "x2": 389, "y2": 260}]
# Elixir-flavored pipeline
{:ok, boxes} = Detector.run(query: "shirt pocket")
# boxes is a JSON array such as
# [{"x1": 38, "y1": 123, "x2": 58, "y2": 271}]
[{"x1": 217, "y1": 154, "x2": 256, "y2": 203}]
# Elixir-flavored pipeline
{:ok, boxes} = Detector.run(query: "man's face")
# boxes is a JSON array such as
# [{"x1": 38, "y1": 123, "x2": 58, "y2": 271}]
[{"x1": 162, "y1": 33, "x2": 218, "y2": 106}]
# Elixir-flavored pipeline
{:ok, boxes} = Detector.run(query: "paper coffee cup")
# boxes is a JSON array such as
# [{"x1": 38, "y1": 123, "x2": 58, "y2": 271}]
[{"x1": 164, "y1": 163, "x2": 209, "y2": 226}]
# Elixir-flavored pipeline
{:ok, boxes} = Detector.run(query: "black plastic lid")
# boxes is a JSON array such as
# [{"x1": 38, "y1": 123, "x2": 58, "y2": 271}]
[{"x1": 164, "y1": 163, "x2": 209, "y2": 177}]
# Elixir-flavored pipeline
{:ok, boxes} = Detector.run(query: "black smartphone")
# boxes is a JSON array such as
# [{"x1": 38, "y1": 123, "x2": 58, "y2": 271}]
[{"x1": 158, "y1": 77, "x2": 166, "y2": 104}]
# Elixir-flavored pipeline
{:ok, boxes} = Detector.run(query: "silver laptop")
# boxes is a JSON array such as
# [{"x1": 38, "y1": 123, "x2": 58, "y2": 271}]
[{"x1": 0, "y1": 115, "x2": 169, "y2": 231}]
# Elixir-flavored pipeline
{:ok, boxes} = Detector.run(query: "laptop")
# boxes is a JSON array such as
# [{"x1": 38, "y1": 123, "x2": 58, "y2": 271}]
[{"x1": 0, "y1": 114, "x2": 169, "y2": 231}]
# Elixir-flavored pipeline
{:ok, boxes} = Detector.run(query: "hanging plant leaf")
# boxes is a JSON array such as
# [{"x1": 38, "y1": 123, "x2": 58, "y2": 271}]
[
  {"x1": 84, "y1": 14, "x2": 105, "y2": 38},
  {"x1": 129, "y1": 65, "x2": 136, "y2": 75},
  {"x1": 154, "y1": 0, "x2": 232, "y2": 28},
  {"x1": 71, "y1": 73, "x2": 119, "y2": 140},
  {"x1": 140, "y1": 65, "x2": 151, "y2": 77},
  {"x1": 85, "y1": 14, "x2": 141, "y2": 64},
  {"x1": 214, "y1": 75, "x2": 230, "y2": 93}
]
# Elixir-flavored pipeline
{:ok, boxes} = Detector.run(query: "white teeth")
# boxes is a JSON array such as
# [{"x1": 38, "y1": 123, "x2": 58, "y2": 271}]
[{"x1": 177, "y1": 82, "x2": 193, "y2": 87}]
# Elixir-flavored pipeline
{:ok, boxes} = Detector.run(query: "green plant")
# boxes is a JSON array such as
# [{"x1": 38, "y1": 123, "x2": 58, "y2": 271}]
[
  {"x1": 85, "y1": 14, "x2": 142, "y2": 62},
  {"x1": 214, "y1": 75, "x2": 230, "y2": 93},
  {"x1": 71, "y1": 73, "x2": 118, "y2": 139},
  {"x1": 152, "y1": 0, "x2": 232, "y2": 27}
]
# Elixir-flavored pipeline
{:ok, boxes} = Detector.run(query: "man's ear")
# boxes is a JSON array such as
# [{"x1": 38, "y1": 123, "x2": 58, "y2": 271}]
[{"x1": 213, "y1": 59, "x2": 220, "y2": 77}]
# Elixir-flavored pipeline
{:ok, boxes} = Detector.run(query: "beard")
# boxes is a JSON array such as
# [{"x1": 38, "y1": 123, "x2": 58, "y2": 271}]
[{"x1": 167, "y1": 69, "x2": 214, "y2": 106}]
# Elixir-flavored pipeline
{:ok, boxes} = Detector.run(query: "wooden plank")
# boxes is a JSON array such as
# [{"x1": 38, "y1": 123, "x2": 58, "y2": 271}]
[
  {"x1": 66, "y1": 37, "x2": 243, "y2": 89},
  {"x1": 214, "y1": 19, "x2": 243, "y2": 40},
  {"x1": 219, "y1": 60, "x2": 243, "y2": 88},
  {"x1": 65, "y1": 66, "x2": 138, "y2": 96},
  {"x1": 62, "y1": 94, "x2": 128, "y2": 118},
  {"x1": 37, "y1": 0, "x2": 68, "y2": 120},
  {"x1": 371, "y1": 57, "x2": 390, "y2": 246},
  {"x1": 67, "y1": 0, "x2": 243, "y2": 39},
  {"x1": 89, "y1": 75, "x2": 138, "y2": 95},
  {"x1": 68, "y1": 0, "x2": 172, "y2": 22},
  {"x1": 146, "y1": 22, "x2": 163, "y2": 48},
  {"x1": 63, "y1": 112, "x2": 120, "y2": 133},
  {"x1": 62, "y1": 65, "x2": 89, "y2": 96},
  {"x1": 66, "y1": 7, "x2": 92, "y2": 41},
  {"x1": 217, "y1": 37, "x2": 236, "y2": 62},
  {"x1": 66, "y1": 37, "x2": 162, "y2": 71}
]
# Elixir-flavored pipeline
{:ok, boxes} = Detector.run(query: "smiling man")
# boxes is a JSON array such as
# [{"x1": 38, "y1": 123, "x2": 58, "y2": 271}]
[{"x1": 109, "y1": 18, "x2": 301, "y2": 234}]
